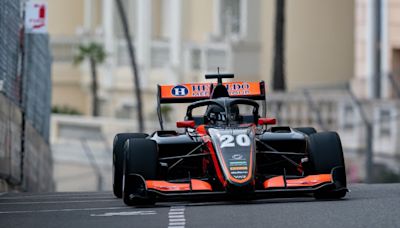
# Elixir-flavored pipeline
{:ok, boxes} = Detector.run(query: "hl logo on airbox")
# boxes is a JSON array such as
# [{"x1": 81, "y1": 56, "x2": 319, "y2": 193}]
[{"x1": 171, "y1": 85, "x2": 189, "y2": 96}]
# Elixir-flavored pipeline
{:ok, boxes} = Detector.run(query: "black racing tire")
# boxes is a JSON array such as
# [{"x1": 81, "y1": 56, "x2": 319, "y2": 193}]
[
  {"x1": 113, "y1": 133, "x2": 148, "y2": 198},
  {"x1": 295, "y1": 127, "x2": 317, "y2": 136},
  {"x1": 308, "y1": 132, "x2": 347, "y2": 199},
  {"x1": 123, "y1": 138, "x2": 158, "y2": 206}
]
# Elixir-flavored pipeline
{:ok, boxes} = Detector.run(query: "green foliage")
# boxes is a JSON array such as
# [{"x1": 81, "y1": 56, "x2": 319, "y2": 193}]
[
  {"x1": 52, "y1": 105, "x2": 82, "y2": 115},
  {"x1": 73, "y1": 42, "x2": 106, "y2": 65}
]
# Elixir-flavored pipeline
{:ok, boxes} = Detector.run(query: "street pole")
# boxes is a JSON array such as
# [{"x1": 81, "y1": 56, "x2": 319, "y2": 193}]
[
  {"x1": 272, "y1": 0, "x2": 286, "y2": 91},
  {"x1": 373, "y1": 0, "x2": 382, "y2": 99},
  {"x1": 115, "y1": 0, "x2": 145, "y2": 133}
]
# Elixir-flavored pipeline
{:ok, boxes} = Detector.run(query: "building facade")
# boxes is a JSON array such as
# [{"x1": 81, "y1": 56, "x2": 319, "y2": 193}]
[
  {"x1": 353, "y1": 0, "x2": 400, "y2": 98},
  {"x1": 48, "y1": 0, "x2": 355, "y2": 122}
]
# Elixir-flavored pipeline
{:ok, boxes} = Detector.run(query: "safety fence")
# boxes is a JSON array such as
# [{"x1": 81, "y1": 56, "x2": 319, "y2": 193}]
[{"x1": 0, "y1": 0, "x2": 53, "y2": 191}]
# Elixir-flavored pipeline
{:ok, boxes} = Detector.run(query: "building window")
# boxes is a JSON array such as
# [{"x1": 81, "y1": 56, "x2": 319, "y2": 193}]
[
  {"x1": 342, "y1": 104, "x2": 355, "y2": 130},
  {"x1": 392, "y1": 49, "x2": 400, "y2": 79},
  {"x1": 219, "y1": 0, "x2": 242, "y2": 39},
  {"x1": 190, "y1": 48, "x2": 202, "y2": 70},
  {"x1": 378, "y1": 109, "x2": 392, "y2": 137}
]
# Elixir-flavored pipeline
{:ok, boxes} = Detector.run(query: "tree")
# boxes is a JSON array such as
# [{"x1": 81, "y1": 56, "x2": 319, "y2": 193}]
[
  {"x1": 115, "y1": 0, "x2": 145, "y2": 133},
  {"x1": 73, "y1": 42, "x2": 106, "y2": 117},
  {"x1": 272, "y1": 0, "x2": 286, "y2": 91}
]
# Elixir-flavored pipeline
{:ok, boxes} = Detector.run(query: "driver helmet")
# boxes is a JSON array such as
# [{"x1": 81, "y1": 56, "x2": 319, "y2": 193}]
[
  {"x1": 206, "y1": 105, "x2": 226, "y2": 124},
  {"x1": 229, "y1": 104, "x2": 240, "y2": 122}
]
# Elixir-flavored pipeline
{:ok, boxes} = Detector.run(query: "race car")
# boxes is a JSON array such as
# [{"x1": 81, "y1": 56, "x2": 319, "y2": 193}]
[{"x1": 112, "y1": 74, "x2": 347, "y2": 206}]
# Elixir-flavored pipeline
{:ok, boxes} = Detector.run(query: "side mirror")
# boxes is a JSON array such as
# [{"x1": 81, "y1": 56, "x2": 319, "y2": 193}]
[
  {"x1": 258, "y1": 118, "x2": 276, "y2": 125},
  {"x1": 176, "y1": 120, "x2": 195, "y2": 128}
]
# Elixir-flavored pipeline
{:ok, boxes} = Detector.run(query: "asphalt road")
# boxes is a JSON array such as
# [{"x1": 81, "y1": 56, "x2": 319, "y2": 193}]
[{"x1": 0, "y1": 184, "x2": 399, "y2": 228}]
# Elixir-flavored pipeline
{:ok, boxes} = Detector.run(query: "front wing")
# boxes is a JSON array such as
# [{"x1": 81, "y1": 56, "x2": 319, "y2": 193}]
[{"x1": 127, "y1": 167, "x2": 347, "y2": 202}]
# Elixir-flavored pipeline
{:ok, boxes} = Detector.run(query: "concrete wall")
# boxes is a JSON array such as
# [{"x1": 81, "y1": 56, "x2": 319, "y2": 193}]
[
  {"x1": 0, "y1": 0, "x2": 54, "y2": 192},
  {"x1": 0, "y1": 94, "x2": 54, "y2": 192},
  {"x1": 0, "y1": 94, "x2": 22, "y2": 187}
]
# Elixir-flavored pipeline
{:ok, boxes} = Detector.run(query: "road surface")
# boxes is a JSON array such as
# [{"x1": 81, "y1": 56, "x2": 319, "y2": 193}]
[{"x1": 0, "y1": 184, "x2": 399, "y2": 228}]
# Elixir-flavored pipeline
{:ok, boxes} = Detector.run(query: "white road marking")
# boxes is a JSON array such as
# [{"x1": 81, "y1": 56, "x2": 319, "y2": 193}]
[
  {"x1": 170, "y1": 218, "x2": 186, "y2": 222},
  {"x1": 0, "y1": 192, "x2": 111, "y2": 199},
  {"x1": 168, "y1": 206, "x2": 186, "y2": 228},
  {"x1": 90, "y1": 210, "x2": 156, "y2": 217},
  {"x1": 169, "y1": 211, "x2": 184, "y2": 215},
  {"x1": 0, "y1": 196, "x2": 112, "y2": 200},
  {"x1": 169, "y1": 223, "x2": 185, "y2": 226},
  {"x1": 0, "y1": 206, "x2": 127, "y2": 214},
  {"x1": 0, "y1": 199, "x2": 116, "y2": 205}
]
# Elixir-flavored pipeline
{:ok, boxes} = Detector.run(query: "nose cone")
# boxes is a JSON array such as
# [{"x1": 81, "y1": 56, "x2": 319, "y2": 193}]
[{"x1": 208, "y1": 127, "x2": 256, "y2": 189}]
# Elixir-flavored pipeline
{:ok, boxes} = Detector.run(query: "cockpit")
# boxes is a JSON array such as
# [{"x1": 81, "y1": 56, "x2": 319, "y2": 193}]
[{"x1": 185, "y1": 97, "x2": 260, "y2": 126}]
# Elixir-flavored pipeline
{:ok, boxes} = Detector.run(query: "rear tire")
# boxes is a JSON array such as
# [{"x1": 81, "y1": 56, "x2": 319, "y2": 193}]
[
  {"x1": 123, "y1": 138, "x2": 158, "y2": 206},
  {"x1": 308, "y1": 132, "x2": 347, "y2": 199},
  {"x1": 295, "y1": 127, "x2": 317, "y2": 136},
  {"x1": 113, "y1": 133, "x2": 148, "y2": 198}
]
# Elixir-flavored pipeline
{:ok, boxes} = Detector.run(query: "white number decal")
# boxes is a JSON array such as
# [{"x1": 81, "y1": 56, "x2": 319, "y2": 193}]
[
  {"x1": 220, "y1": 134, "x2": 251, "y2": 148},
  {"x1": 220, "y1": 135, "x2": 235, "y2": 148},
  {"x1": 236, "y1": 134, "x2": 251, "y2": 146}
]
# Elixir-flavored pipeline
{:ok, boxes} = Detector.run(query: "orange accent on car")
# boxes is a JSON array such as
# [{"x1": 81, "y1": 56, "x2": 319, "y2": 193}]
[
  {"x1": 263, "y1": 174, "x2": 333, "y2": 189},
  {"x1": 146, "y1": 179, "x2": 212, "y2": 192},
  {"x1": 196, "y1": 125, "x2": 207, "y2": 135},
  {"x1": 204, "y1": 136, "x2": 227, "y2": 187},
  {"x1": 160, "y1": 82, "x2": 263, "y2": 100}
]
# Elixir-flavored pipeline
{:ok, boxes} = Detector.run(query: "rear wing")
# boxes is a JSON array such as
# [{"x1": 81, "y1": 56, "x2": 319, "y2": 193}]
[
  {"x1": 157, "y1": 81, "x2": 266, "y2": 129},
  {"x1": 158, "y1": 81, "x2": 266, "y2": 103}
]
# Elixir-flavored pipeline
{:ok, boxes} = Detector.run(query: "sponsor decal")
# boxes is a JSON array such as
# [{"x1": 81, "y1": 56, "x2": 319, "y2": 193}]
[
  {"x1": 159, "y1": 186, "x2": 180, "y2": 191},
  {"x1": 231, "y1": 154, "x2": 244, "y2": 160},
  {"x1": 232, "y1": 175, "x2": 247, "y2": 179},
  {"x1": 230, "y1": 171, "x2": 249, "y2": 175},
  {"x1": 25, "y1": 2, "x2": 48, "y2": 34},
  {"x1": 230, "y1": 166, "x2": 248, "y2": 171},
  {"x1": 171, "y1": 85, "x2": 189, "y2": 96},
  {"x1": 229, "y1": 161, "x2": 247, "y2": 166},
  {"x1": 191, "y1": 84, "x2": 210, "y2": 97},
  {"x1": 160, "y1": 82, "x2": 262, "y2": 99}
]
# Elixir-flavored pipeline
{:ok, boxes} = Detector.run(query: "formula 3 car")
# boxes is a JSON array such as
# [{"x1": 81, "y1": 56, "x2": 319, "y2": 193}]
[{"x1": 112, "y1": 74, "x2": 347, "y2": 206}]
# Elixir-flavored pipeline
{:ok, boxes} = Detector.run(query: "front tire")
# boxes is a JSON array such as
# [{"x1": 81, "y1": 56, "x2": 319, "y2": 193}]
[
  {"x1": 113, "y1": 133, "x2": 148, "y2": 198},
  {"x1": 308, "y1": 132, "x2": 347, "y2": 199},
  {"x1": 123, "y1": 138, "x2": 158, "y2": 206}
]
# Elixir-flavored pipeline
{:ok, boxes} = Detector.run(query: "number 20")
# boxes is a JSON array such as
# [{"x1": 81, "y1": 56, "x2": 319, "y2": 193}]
[{"x1": 220, "y1": 134, "x2": 251, "y2": 148}]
